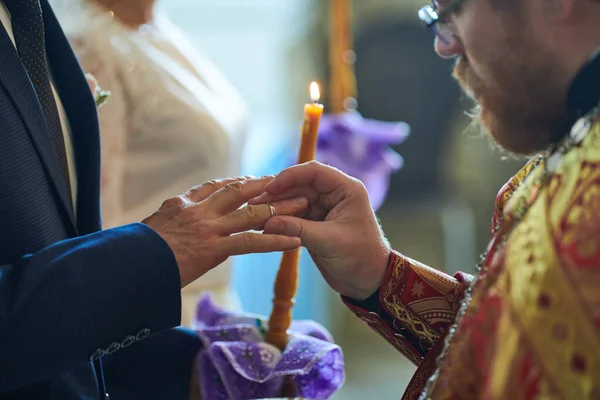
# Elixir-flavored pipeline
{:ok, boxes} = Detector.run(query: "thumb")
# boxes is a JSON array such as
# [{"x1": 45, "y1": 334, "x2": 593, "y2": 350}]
[{"x1": 263, "y1": 216, "x2": 323, "y2": 251}]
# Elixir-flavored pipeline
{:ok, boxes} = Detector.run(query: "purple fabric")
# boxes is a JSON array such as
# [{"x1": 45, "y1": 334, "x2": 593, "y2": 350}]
[
  {"x1": 309, "y1": 111, "x2": 409, "y2": 210},
  {"x1": 194, "y1": 295, "x2": 345, "y2": 399}
]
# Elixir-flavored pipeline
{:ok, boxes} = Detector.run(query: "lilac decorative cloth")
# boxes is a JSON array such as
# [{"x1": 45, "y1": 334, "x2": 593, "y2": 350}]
[
  {"x1": 193, "y1": 295, "x2": 345, "y2": 400},
  {"x1": 314, "y1": 111, "x2": 409, "y2": 210}
]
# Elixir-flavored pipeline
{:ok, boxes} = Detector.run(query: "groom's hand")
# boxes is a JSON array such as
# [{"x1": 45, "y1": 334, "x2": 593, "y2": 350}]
[
  {"x1": 143, "y1": 176, "x2": 307, "y2": 288},
  {"x1": 250, "y1": 162, "x2": 390, "y2": 301}
]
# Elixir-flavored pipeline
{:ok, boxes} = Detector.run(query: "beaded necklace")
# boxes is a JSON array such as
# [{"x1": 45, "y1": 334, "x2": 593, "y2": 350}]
[{"x1": 418, "y1": 105, "x2": 600, "y2": 399}]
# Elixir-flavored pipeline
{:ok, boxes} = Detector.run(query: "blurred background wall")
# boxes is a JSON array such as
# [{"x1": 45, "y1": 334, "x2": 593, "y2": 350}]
[{"x1": 164, "y1": 0, "x2": 525, "y2": 397}]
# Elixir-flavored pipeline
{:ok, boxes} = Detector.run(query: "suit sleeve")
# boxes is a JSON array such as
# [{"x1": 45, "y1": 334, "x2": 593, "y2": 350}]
[{"x1": 0, "y1": 223, "x2": 182, "y2": 394}]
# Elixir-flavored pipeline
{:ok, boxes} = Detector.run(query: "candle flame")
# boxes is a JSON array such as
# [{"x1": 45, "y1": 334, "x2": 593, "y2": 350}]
[{"x1": 310, "y1": 81, "x2": 320, "y2": 103}]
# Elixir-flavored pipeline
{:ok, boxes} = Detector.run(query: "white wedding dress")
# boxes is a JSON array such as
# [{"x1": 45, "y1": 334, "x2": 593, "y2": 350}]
[{"x1": 51, "y1": 0, "x2": 248, "y2": 326}]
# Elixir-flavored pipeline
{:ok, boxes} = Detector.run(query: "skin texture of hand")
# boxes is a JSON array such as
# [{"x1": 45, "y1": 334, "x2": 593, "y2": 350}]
[
  {"x1": 250, "y1": 162, "x2": 391, "y2": 301},
  {"x1": 143, "y1": 176, "x2": 307, "y2": 288}
]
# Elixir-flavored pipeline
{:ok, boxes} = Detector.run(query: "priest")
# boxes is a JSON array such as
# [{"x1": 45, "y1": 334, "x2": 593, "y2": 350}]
[{"x1": 252, "y1": 0, "x2": 600, "y2": 398}]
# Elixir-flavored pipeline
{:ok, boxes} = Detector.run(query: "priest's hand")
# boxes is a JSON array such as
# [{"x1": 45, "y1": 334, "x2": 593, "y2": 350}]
[
  {"x1": 143, "y1": 176, "x2": 307, "y2": 288},
  {"x1": 250, "y1": 162, "x2": 391, "y2": 301}
]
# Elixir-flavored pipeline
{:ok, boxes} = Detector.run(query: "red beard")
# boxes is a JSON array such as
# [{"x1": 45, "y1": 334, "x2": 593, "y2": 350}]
[{"x1": 452, "y1": 56, "x2": 572, "y2": 155}]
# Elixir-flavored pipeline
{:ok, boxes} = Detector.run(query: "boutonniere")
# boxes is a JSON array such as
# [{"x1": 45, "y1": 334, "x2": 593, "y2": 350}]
[{"x1": 85, "y1": 73, "x2": 111, "y2": 108}]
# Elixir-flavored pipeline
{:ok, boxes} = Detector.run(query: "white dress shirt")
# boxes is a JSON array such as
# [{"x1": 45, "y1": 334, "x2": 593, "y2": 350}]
[{"x1": 0, "y1": 1, "x2": 77, "y2": 212}]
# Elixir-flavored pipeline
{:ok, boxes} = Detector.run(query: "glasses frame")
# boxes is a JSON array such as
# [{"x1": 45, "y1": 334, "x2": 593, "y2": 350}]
[{"x1": 418, "y1": 0, "x2": 467, "y2": 44}]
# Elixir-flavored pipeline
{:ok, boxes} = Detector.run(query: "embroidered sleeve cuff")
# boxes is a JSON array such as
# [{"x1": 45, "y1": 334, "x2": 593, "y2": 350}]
[
  {"x1": 341, "y1": 252, "x2": 425, "y2": 365},
  {"x1": 342, "y1": 251, "x2": 471, "y2": 367}
]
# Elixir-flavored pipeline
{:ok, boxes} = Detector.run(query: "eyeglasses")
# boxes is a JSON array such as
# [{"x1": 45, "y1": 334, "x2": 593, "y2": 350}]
[{"x1": 418, "y1": 0, "x2": 466, "y2": 45}]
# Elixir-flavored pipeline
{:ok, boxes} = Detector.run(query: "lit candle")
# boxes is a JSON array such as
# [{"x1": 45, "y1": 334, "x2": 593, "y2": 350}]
[
  {"x1": 297, "y1": 82, "x2": 324, "y2": 163},
  {"x1": 266, "y1": 82, "x2": 324, "y2": 351}
]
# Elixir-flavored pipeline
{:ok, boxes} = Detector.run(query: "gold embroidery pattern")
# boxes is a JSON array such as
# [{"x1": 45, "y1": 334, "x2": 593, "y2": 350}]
[
  {"x1": 349, "y1": 309, "x2": 424, "y2": 366},
  {"x1": 401, "y1": 338, "x2": 446, "y2": 400},
  {"x1": 553, "y1": 125, "x2": 600, "y2": 329},
  {"x1": 346, "y1": 251, "x2": 473, "y2": 397},
  {"x1": 429, "y1": 287, "x2": 503, "y2": 399},
  {"x1": 492, "y1": 157, "x2": 542, "y2": 235},
  {"x1": 547, "y1": 174, "x2": 562, "y2": 204},
  {"x1": 380, "y1": 257, "x2": 444, "y2": 348},
  {"x1": 486, "y1": 297, "x2": 559, "y2": 400},
  {"x1": 429, "y1": 158, "x2": 551, "y2": 400},
  {"x1": 394, "y1": 121, "x2": 600, "y2": 399},
  {"x1": 504, "y1": 179, "x2": 600, "y2": 399},
  {"x1": 558, "y1": 167, "x2": 600, "y2": 255}
]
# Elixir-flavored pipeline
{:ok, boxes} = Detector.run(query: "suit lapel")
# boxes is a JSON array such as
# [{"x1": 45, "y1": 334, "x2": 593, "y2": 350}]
[
  {"x1": 42, "y1": 0, "x2": 102, "y2": 235},
  {"x1": 0, "y1": 15, "x2": 76, "y2": 231}
]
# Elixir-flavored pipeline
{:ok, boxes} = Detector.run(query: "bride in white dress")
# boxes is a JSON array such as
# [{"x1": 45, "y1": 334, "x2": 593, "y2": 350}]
[{"x1": 51, "y1": 0, "x2": 248, "y2": 326}]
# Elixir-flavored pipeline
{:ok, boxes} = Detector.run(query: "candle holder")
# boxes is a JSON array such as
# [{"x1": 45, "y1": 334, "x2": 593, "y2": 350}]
[
  {"x1": 193, "y1": 295, "x2": 345, "y2": 400},
  {"x1": 191, "y1": 79, "x2": 344, "y2": 399}
]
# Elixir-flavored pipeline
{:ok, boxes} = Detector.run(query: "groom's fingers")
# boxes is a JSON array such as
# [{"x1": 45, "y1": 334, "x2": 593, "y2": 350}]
[
  {"x1": 202, "y1": 176, "x2": 275, "y2": 217},
  {"x1": 220, "y1": 232, "x2": 301, "y2": 255},
  {"x1": 185, "y1": 176, "x2": 254, "y2": 203}
]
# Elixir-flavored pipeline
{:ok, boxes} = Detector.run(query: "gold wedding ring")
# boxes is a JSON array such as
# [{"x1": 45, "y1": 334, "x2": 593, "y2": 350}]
[{"x1": 267, "y1": 202, "x2": 276, "y2": 217}]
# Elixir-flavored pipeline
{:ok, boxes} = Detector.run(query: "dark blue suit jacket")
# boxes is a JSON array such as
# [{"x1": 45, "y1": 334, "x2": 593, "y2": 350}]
[{"x1": 0, "y1": 1, "x2": 201, "y2": 398}]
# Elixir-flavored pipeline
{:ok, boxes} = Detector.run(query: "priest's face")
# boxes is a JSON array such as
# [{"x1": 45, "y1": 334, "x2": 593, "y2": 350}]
[{"x1": 433, "y1": 0, "x2": 574, "y2": 155}]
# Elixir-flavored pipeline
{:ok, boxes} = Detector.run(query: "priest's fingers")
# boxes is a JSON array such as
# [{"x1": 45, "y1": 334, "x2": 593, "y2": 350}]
[
  {"x1": 248, "y1": 186, "x2": 321, "y2": 207},
  {"x1": 201, "y1": 176, "x2": 275, "y2": 216},
  {"x1": 253, "y1": 207, "x2": 310, "y2": 232},
  {"x1": 220, "y1": 232, "x2": 301, "y2": 256},
  {"x1": 185, "y1": 176, "x2": 255, "y2": 203},
  {"x1": 251, "y1": 188, "x2": 342, "y2": 222},
  {"x1": 215, "y1": 197, "x2": 308, "y2": 235},
  {"x1": 263, "y1": 216, "x2": 324, "y2": 251},
  {"x1": 265, "y1": 161, "x2": 356, "y2": 195}
]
